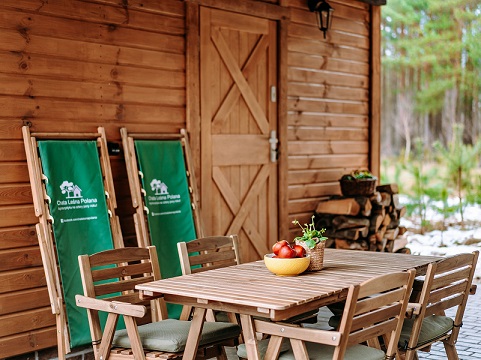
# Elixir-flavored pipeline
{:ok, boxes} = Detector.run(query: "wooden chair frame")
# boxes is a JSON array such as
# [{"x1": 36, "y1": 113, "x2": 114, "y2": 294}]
[
  {"x1": 120, "y1": 128, "x2": 204, "y2": 249},
  {"x1": 251, "y1": 269, "x2": 416, "y2": 360},
  {"x1": 177, "y1": 235, "x2": 241, "y2": 275},
  {"x1": 22, "y1": 126, "x2": 124, "y2": 359},
  {"x1": 76, "y1": 246, "x2": 237, "y2": 360},
  {"x1": 177, "y1": 235, "x2": 241, "y2": 322},
  {"x1": 400, "y1": 251, "x2": 479, "y2": 360}
]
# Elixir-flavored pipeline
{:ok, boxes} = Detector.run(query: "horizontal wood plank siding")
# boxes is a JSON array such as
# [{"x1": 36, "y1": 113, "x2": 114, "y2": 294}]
[
  {"x1": 285, "y1": 0, "x2": 372, "y2": 235},
  {"x1": 0, "y1": 0, "x2": 186, "y2": 357}
]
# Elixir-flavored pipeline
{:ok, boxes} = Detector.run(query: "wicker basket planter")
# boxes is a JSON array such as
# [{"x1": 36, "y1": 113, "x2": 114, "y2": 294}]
[
  {"x1": 339, "y1": 170, "x2": 377, "y2": 197},
  {"x1": 339, "y1": 177, "x2": 377, "y2": 197},
  {"x1": 295, "y1": 240, "x2": 325, "y2": 271}
]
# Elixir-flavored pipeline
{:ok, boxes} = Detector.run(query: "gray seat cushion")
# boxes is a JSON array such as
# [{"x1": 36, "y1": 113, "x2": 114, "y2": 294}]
[
  {"x1": 112, "y1": 318, "x2": 241, "y2": 353},
  {"x1": 399, "y1": 315, "x2": 454, "y2": 349},
  {"x1": 237, "y1": 338, "x2": 291, "y2": 359},
  {"x1": 238, "y1": 339, "x2": 385, "y2": 360},
  {"x1": 278, "y1": 342, "x2": 385, "y2": 360}
]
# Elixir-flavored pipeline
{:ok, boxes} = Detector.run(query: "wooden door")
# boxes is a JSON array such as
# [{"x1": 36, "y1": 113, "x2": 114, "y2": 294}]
[{"x1": 200, "y1": 7, "x2": 278, "y2": 263}]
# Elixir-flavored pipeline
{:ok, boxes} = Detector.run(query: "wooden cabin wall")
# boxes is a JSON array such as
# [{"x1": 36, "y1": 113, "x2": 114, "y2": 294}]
[
  {"x1": 0, "y1": 0, "x2": 186, "y2": 357},
  {"x1": 285, "y1": 0, "x2": 372, "y2": 237}
]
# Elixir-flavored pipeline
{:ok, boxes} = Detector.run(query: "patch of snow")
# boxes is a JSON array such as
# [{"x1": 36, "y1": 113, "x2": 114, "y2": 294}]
[{"x1": 400, "y1": 200, "x2": 481, "y2": 282}]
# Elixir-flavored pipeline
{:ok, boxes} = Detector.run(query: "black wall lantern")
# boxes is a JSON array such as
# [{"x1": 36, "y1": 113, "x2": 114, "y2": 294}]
[{"x1": 307, "y1": 0, "x2": 334, "y2": 39}]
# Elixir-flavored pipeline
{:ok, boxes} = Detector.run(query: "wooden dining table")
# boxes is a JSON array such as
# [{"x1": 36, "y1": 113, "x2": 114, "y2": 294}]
[{"x1": 136, "y1": 249, "x2": 441, "y2": 360}]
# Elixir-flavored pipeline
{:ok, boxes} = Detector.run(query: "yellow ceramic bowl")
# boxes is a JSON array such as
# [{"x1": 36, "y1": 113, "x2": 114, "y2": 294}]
[{"x1": 264, "y1": 254, "x2": 310, "y2": 276}]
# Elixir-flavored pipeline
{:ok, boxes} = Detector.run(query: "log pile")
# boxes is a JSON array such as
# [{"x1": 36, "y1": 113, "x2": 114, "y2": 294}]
[{"x1": 315, "y1": 183, "x2": 409, "y2": 252}]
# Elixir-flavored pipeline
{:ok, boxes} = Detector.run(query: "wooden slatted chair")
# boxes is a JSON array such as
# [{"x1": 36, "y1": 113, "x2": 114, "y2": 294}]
[
  {"x1": 177, "y1": 235, "x2": 241, "y2": 322},
  {"x1": 75, "y1": 246, "x2": 241, "y2": 360},
  {"x1": 399, "y1": 251, "x2": 479, "y2": 360},
  {"x1": 237, "y1": 269, "x2": 416, "y2": 360},
  {"x1": 177, "y1": 235, "x2": 241, "y2": 275}
]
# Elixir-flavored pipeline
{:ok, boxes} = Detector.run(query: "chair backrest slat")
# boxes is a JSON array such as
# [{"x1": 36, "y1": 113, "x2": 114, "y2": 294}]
[
  {"x1": 431, "y1": 266, "x2": 472, "y2": 290},
  {"x1": 185, "y1": 236, "x2": 235, "y2": 252},
  {"x1": 94, "y1": 276, "x2": 155, "y2": 298},
  {"x1": 434, "y1": 252, "x2": 475, "y2": 273},
  {"x1": 426, "y1": 293, "x2": 464, "y2": 314},
  {"x1": 351, "y1": 303, "x2": 402, "y2": 332},
  {"x1": 178, "y1": 235, "x2": 240, "y2": 276},
  {"x1": 92, "y1": 262, "x2": 154, "y2": 282},
  {"x1": 89, "y1": 247, "x2": 151, "y2": 267},
  {"x1": 355, "y1": 287, "x2": 405, "y2": 315},
  {"x1": 428, "y1": 280, "x2": 468, "y2": 304},
  {"x1": 188, "y1": 249, "x2": 238, "y2": 267},
  {"x1": 348, "y1": 317, "x2": 399, "y2": 346}
]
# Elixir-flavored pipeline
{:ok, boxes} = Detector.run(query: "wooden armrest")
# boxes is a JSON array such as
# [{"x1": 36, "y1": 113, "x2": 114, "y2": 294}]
[
  {"x1": 405, "y1": 302, "x2": 421, "y2": 318},
  {"x1": 470, "y1": 284, "x2": 477, "y2": 295},
  {"x1": 75, "y1": 295, "x2": 146, "y2": 317}
]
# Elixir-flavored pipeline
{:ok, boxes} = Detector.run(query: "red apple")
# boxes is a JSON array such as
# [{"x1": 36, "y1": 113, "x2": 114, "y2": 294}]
[
  {"x1": 272, "y1": 240, "x2": 289, "y2": 255},
  {"x1": 278, "y1": 244, "x2": 297, "y2": 258},
  {"x1": 293, "y1": 244, "x2": 306, "y2": 258}
]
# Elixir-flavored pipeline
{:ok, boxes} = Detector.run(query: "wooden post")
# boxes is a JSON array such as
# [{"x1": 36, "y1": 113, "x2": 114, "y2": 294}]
[{"x1": 369, "y1": 5, "x2": 381, "y2": 178}]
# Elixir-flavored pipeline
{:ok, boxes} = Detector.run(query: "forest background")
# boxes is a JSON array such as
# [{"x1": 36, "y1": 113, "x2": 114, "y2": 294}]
[{"x1": 380, "y1": 0, "x2": 481, "y2": 234}]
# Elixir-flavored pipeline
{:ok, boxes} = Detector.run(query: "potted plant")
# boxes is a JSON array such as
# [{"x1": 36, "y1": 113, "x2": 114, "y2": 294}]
[
  {"x1": 339, "y1": 169, "x2": 377, "y2": 197},
  {"x1": 292, "y1": 215, "x2": 328, "y2": 271}
]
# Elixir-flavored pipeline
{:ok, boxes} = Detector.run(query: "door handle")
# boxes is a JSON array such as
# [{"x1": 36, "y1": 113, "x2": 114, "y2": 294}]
[{"x1": 269, "y1": 130, "x2": 278, "y2": 163}]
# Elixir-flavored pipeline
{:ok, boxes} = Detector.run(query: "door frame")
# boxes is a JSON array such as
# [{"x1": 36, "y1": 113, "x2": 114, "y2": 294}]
[{"x1": 185, "y1": 0, "x2": 290, "y2": 240}]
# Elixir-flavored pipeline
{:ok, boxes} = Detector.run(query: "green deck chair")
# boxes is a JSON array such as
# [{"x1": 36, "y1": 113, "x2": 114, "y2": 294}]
[
  {"x1": 121, "y1": 128, "x2": 203, "y2": 319},
  {"x1": 22, "y1": 126, "x2": 124, "y2": 360}
]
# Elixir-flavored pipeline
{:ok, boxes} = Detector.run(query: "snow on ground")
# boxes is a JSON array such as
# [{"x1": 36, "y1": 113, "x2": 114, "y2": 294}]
[{"x1": 400, "y1": 197, "x2": 481, "y2": 282}]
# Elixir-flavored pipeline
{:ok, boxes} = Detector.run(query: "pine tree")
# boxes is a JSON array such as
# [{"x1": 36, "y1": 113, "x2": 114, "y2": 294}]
[
  {"x1": 382, "y1": 0, "x2": 481, "y2": 155},
  {"x1": 433, "y1": 123, "x2": 481, "y2": 224}
]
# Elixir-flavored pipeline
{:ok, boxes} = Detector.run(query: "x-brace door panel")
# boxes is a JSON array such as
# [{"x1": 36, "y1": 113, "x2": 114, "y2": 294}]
[{"x1": 200, "y1": 7, "x2": 278, "y2": 262}]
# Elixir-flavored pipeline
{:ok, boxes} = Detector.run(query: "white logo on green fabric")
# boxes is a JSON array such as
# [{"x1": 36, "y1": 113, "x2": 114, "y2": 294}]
[
  {"x1": 57, "y1": 179, "x2": 98, "y2": 210},
  {"x1": 150, "y1": 179, "x2": 169, "y2": 195},
  {"x1": 60, "y1": 180, "x2": 83, "y2": 198},
  {"x1": 147, "y1": 178, "x2": 182, "y2": 216}
]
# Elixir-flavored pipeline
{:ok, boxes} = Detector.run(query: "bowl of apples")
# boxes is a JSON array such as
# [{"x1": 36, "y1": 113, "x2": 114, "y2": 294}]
[{"x1": 264, "y1": 240, "x2": 311, "y2": 276}]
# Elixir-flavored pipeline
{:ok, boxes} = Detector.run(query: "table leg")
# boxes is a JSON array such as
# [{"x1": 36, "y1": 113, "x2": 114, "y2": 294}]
[
  {"x1": 239, "y1": 314, "x2": 261, "y2": 360},
  {"x1": 183, "y1": 307, "x2": 207, "y2": 360}
]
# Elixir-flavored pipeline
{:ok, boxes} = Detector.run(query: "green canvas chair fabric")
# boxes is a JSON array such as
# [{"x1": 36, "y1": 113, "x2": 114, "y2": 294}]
[
  {"x1": 37, "y1": 140, "x2": 118, "y2": 347},
  {"x1": 134, "y1": 140, "x2": 197, "y2": 319}
]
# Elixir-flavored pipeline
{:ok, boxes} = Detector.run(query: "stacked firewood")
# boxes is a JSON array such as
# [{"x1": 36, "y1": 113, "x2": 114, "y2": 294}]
[{"x1": 315, "y1": 183, "x2": 409, "y2": 252}]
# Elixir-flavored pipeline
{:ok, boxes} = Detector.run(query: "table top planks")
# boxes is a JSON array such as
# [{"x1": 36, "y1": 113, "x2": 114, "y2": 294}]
[{"x1": 136, "y1": 249, "x2": 440, "y2": 321}]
